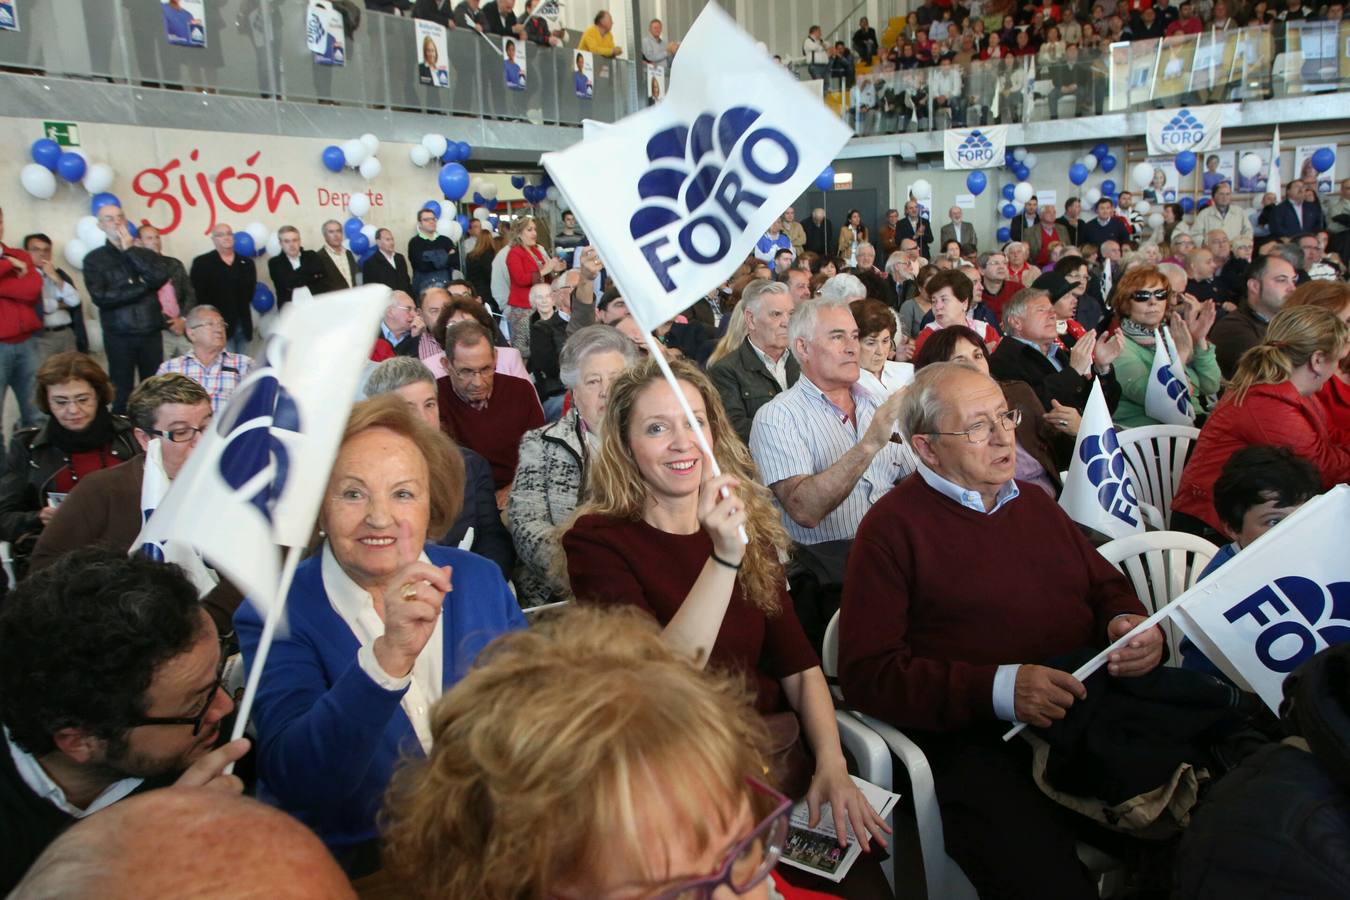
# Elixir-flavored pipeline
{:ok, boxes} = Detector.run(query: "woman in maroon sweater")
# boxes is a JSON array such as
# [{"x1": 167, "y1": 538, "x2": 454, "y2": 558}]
[{"x1": 562, "y1": 357, "x2": 889, "y2": 853}]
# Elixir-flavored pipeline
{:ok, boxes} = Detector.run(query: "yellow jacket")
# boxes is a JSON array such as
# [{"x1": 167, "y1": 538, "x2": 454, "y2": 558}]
[{"x1": 578, "y1": 25, "x2": 616, "y2": 57}]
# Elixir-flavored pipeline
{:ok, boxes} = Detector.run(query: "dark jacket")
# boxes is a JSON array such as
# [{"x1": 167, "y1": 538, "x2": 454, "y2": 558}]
[
  {"x1": 896, "y1": 216, "x2": 934, "y2": 256},
  {"x1": 1055, "y1": 215, "x2": 1083, "y2": 248},
  {"x1": 1079, "y1": 217, "x2": 1131, "y2": 249},
  {"x1": 709, "y1": 339, "x2": 800, "y2": 445},
  {"x1": 161, "y1": 255, "x2": 195, "y2": 316},
  {"x1": 189, "y1": 251, "x2": 257, "y2": 340},
  {"x1": 1209, "y1": 301, "x2": 1269, "y2": 380},
  {"x1": 412, "y1": 0, "x2": 452, "y2": 26},
  {"x1": 802, "y1": 217, "x2": 835, "y2": 257},
  {"x1": 988, "y1": 334, "x2": 1122, "y2": 415},
  {"x1": 360, "y1": 251, "x2": 412, "y2": 295},
  {"x1": 316, "y1": 246, "x2": 360, "y2": 294},
  {"x1": 443, "y1": 447, "x2": 514, "y2": 577},
  {"x1": 1268, "y1": 197, "x2": 1325, "y2": 239},
  {"x1": 82, "y1": 243, "x2": 169, "y2": 336},
  {"x1": 527, "y1": 312, "x2": 568, "y2": 401},
  {"x1": 480, "y1": 0, "x2": 516, "y2": 36},
  {"x1": 267, "y1": 250, "x2": 326, "y2": 307},
  {"x1": 451, "y1": 0, "x2": 484, "y2": 28},
  {"x1": 407, "y1": 233, "x2": 459, "y2": 295}
]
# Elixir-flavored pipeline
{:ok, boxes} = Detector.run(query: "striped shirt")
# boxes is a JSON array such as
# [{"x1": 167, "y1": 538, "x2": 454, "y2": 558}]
[
  {"x1": 749, "y1": 374, "x2": 917, "y2": 544},
  {"x1": 157, "y1": 350, "x2": 253, "y2": 414}
]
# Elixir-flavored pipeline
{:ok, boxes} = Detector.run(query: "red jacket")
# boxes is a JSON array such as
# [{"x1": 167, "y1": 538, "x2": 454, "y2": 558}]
[
  {"x1": 369, "y1": 337, "x2": 395, "y2": 362},
  {"x1": 0, "y1": 245, "x2": 43, "y2": 344},
  {"x1": 1173, "y1": 381, "x2": 1350, "y2": 531},
  {"x1": 1316, "y1": 375, "x2": 1350, "y2": 443},
  {"x1": 505, "y1": 243, "x2": 547, "y2": 310}
]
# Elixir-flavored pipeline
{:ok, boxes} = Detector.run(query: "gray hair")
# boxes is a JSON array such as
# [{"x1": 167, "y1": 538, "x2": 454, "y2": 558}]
[
  {"x1": 184, "y1": 305, "x2": 222, "y2": 328},
  {"x1": 854, "y1": 241, "x2": 876, "y2": 257},
  {"x1": 1001, "y1": 288, "x2": 1049, "y2": 332},
  {"x1": 363, "y1": 356, "x2": 436, "y2": 398},
  {"x1": 788, "y1": 297, "x2": 854, "y2": 360},
  {"x1": 1271, "y1": 241, "x2": 1304, "y2": 271},
  {"x1": 1156, "y1": 262, "x2": 1188, "y2": 291},
  {"x1": 899, "y1": 361, "x2": 987, "y2": 441},
  {"x1": 817, "y1": 273, "x2": 866, "y2": 303},
  {"x1": 558, "y1": 324, "x2": 638, "y2": 388},
  {"x1": 740, "y1": 278, "x2": 790, "y2": 316}
]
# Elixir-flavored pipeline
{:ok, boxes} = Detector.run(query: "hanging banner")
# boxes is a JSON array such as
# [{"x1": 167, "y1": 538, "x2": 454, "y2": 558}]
[
  {"x1": 1146, "y1": 105, "x2": 1224, "y2": 156},
  {"x1": 415, "y1": 19, "x2": 449, "y2": 88},
  {"x1": 162, "y1": 0, "x2": 206, "y2": 48},
  {"x1": 942, "y1": 125, "x2": 1008, "y2": 170},
  {"x1": 0, "y1": 1, "x2": 19, "y2": 32},
  {"x1": 307, "y1": 1, "x2": 345, "y2": 67},
  {"x1": 646, "y1": 63, "x2": 666, "y2": 103},
  {"x1": 573, "y1": 49, "x2": 594, "y2": 99},
  {"x1": 503, "y1": 37, "x2": 526, "y2": 91}
]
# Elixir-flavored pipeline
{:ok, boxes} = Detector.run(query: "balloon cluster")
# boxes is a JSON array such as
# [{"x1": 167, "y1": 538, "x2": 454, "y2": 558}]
[
  {"x1": 321, "y1": 133, "x2": 384, "y2": 181},
  {"x1": 997, "y1": 147, "x2": 1041, "y2": 220},
  {"x1": 412, "y1": 133, "x2": 472, "y2": 169},
  {"x1": 521, "y1": 172, "x2": 558, "y2": 208},
  {"x1": 21, "y1": 139, "x2": 117, "y2": 203}
]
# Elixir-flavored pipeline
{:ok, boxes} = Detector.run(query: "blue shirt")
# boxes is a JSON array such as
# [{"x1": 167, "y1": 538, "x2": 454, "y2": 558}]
[
  {"x1": 162, "y1": 4, "x2": 199, "y2": 45},
  {"x1": 574, "y1": 71, "x2": 592, "y2": 97},
  {"x1": 505, "y1": 60, "x2": 524, "y2": 88},
  {"x1": 1012, "y1": 335, "x2": 1065, "y2": 373}
]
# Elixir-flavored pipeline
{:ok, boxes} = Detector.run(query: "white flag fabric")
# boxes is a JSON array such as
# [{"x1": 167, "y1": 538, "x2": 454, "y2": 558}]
[
  {"x1": 1059, "y1": 379, "x2": 1145, "y2": 540},
  {"x1": 1171, "y1": 485, "x2": 1350, "y2": 712},
  {"x1": 1145, "y1": 106, "x2": 1224, "y2": 156},
  {"x1": 1144, "y1": 326, "x2": 1196, "y2": 426},
  {"x1": 133, "y1": 285, "x2": 390, "y2": 615},
  {"x1": 134, "y1": 438, "x2": 220, "y2": 599},
  {"x1": 541, "y1": 2, "x2": 851, "y2": 333},
  {"x1": 943, "y1": 125, "x2": 1008, "y2": 170},
  {"x1": 1270, "y1": 125, "x2": 1283, "y2": 203}
]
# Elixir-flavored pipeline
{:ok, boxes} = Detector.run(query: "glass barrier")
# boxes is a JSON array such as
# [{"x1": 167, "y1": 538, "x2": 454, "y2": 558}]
[{"x1": 0, "y1": 0, "x2": 638, "y2": 126}]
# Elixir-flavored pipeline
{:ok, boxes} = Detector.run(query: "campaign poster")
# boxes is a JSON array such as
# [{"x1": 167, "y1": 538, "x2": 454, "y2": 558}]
[
  {"x1": 1199, "y1": 150, "x2": 1235, "y2": 193},
  {"x1": 307, "y1": 1, "x2": 345, "y2": 67},
  {"x1": 503, "y1": 37, "x2": 526, "y2": 91},
  {"x1": 1235, "y1": 149, "x2": 1271, "y2": 194},
  {"x1": 645, "y1": 63, "x2": 666, "y2": 102},
  {"x1": 162, "y1": 0, "x2": 206, "y2": 48},
  {"x1": 1295, "y1": 144, "x2": 1336, "y2": 194},
  {"x1": 415, "y1": 19, "x2": 449, "y2": 88},
  {"x1": 0, "y1": 2, "x2": 19, "y2": 32},
  {"x1": 1141, "y1": 157, "x2": 1181, "y2": 204},
  {"x1": 573, "y1": 49, "x2": 594, "y2": 99}
]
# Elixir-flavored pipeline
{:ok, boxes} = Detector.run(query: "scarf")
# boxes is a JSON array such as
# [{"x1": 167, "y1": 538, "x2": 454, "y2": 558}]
[
  {"x1": 132, "y1": 439, "x2": 219, "y2": 598},
  {"x1": 1120, "y1": 317, "x2": 1157, "y2": 347},
  {"x1": 47, "y1": 405, "x2": 117, "y2": 453}
]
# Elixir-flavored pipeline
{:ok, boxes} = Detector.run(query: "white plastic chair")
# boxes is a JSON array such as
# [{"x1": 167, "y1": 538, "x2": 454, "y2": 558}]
[
  {"x1": 1096, "y1": 530, "x2": 1220, "y2": 662},
  {"x1": 1116, "y1": 424, "x2": 1200, "y2": 527}
]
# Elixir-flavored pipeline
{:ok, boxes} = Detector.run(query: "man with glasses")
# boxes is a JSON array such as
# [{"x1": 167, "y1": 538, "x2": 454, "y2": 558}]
[
  {"x1": 373, "y1": 291, "x2": 424, "y2": 360},
  {"x1": 408, "y1": 207, "x2": 459, "y2": 297},
  {"x1": 156, "y1": 305, "x2": 254, "y2": 413},
  {"x1": 0, "y1": 548, "x2": 249, "y2": 892},
  {"x1": 1193, "y1": 181, "x2": 1253, "y2": 243},
  {"x1": 839, "y1": 361, "x2": 1162, "y2": 900}
]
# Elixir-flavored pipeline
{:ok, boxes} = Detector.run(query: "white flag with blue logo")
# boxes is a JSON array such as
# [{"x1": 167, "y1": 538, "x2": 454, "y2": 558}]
[
  {"x1": 943, "y1": 125, "x2": 1008, "y2": 170},
  {"x1": 131, "y1": 285, "x2": 391, "y2": 616},
  {"x1": 1171, "y1": 485, "x2": 1350, "y2": 712},
  {"x1": 540, "y1": 2, "x2": 851, "y2": 332},
  {"x1": 1145, "y1": 106, "x2": 1225, "y2": 156},
  {"x1": 1144, "y1": 326, "x2": 1196, "y2": 426},
  {"x1": 1059, "y1": 379, "x2": 1144, "y2": 540}
]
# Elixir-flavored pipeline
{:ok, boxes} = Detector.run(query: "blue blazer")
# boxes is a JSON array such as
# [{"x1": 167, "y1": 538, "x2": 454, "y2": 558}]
[
  {"x1": 234, "y1": 543, "x2": 527, "y2": 858},
  {"x1": 1268, "y1": 198, "x2": 1324, "y2": 239}
]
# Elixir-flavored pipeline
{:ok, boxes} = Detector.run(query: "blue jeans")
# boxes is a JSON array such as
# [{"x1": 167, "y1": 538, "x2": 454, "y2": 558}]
[{"x1": 0, "y1": 337, "x2": 41, "y2": 431}]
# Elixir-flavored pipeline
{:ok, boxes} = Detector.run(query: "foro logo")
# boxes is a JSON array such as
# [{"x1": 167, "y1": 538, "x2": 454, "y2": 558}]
[
  {"x1": 955, "y1": 130, "x2": 996, "y2": 165},
  {"x1": 1155, "y1": 366, "x2": 1193, "y2": 418},
  {"x1": 1223, "y1": 576, "x2": 1350, "y2": 673},
  {"x1": 1159, "y1": 109, "x2": 1206, "y2": 148},
  {"x1": 630, "y1": 107, "x2": 799, "y2": 291},
  {"x1": 1079, "y1": 428, "x2": 1139, "y2": 527},
  {"x1": 214, "y1": 373, "x2": 302, "y2": 524}
]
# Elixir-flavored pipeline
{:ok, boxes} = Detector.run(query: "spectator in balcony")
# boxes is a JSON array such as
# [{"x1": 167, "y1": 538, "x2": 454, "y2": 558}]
[
  {"x1": 642, "y1": 18, "x2": 678, "y2": 72},
  {"x1": 981, "y1": 29, "x2": 1009, "y2": 58},
  {"x1": 481, "y1": 0, "x2": 522, "y2": 37},
  {"x1": 1210, "y1": 0, "x2": 1237, "y2": 29},
  {"x1": 21, "y1": 234, "x2": 87, "y2": 362},
  {"x1": 521, "y1": 0, "x2": 561, "y2": 46},
  {"x1": 452, "y1": 0, "x2": 483, "y2": 30},
  {"x1": 1048, "y1": 41, "x2": 1086, "y2": 118},
  {"x1": 156, "y1": 305, "x2": 254, "y2": 414},
  {"x1": 408, "y1": 208, "x2": 458, "y2": 296},
  {"x1": 829, "y1": 40, "x2": 856, "y2": 86},
  {"x1": 578, "y1": 10, "x2": 622, "y2": 57},
  {"x1": 853, "y1": 15, "x2": 880, "y2": 63},
  {"x1": 1165, "y1": 0, "x2": 1204, "y2": 34},
  {"x1": 1278, "y1": 0, "x2": 1314, "y2": 22},
  {"x1": 803, "y1": 24, "x2": 829, "y2": 79},
  {"x1": 930, "y1": 53, "x2": 965, "y2": 126},
  {"x1": 413, "y1": 0, "x2": 455, "y2": 28},
  {"x1": 367, "y1": 1, "x2": 412, "y2": 14},
  {"x1": 131, "y1": 226, "x2": 188, "y2": 360},
  {"x1": 267, "y1": 225, "x2": 325, "y2": 309},
  {"x1": 362, "y1": 228, "x2": 413, "y2": 295}
]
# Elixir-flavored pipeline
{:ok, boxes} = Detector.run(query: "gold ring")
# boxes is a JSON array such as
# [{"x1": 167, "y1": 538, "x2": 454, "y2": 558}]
[{"x1": 400, "y1": 582, "x2": 419, "y2": 601}]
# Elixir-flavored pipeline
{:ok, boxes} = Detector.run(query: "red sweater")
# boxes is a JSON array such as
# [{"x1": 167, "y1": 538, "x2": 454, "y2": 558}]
[
  {"x1": 1174, "y1": 381, "x2": 1350, "y2": 532},
  {"x1": 505, "y1": 244, "x2": 547, "y2": 310},
  {"x1": 1315, "y1": 375, "x2": 1350, "y2": 443},
  {"x1": 563, "y1": 514, "x2": 818, "y2": 714},
  {"x1": 436, "y1": 372, "x2": 544, "y2": 489},
  {"x1": 839, "y1": 476, "x2": 1142, "y2": 733},
  {"x1": 0, "y1": 245, "x2": 43, "y2": 344}
]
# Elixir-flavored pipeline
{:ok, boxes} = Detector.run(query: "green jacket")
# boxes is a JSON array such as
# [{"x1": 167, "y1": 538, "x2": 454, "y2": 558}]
[{"x1": 1113, "y1": 332, "x2": 1221, "y2": 428}]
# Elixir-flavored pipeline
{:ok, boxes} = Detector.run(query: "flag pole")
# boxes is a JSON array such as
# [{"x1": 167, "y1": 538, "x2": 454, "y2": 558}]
[{"x1": 226, "y1": 543, "x2": 305, "y2": 772}]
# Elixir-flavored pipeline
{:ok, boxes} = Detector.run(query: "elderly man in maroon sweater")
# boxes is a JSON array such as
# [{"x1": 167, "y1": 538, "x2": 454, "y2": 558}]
[
  {"x1": 436, "y1": 320, "x2": 544, "y2": 507},
  {"x1": 839, "y1": 362, "x2": 1164, "y2": 900}
]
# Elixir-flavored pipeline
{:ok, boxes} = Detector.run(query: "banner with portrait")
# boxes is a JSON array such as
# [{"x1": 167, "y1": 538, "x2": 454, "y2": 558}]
[
  {"x1": 1153, "y1": 33, "x2": 1197, "y2": 101},
  {"x1": 162, "y1": 0, "x2": 206, "y2": 48},
  {"x1": 573, "y1": 49, "x2": 594, "y2": 99},
  {"x1": 0, "y1": 1, "x2": 19, "y2": 32},
  {"x1": 503, "y1": 36, "x2": 526, "y2": 91},
  {"x1": 307, "y1": 1, "x2": 345, "y2": 67},
  {"x1": 415, "y1": 19, "x2": 449, "y2": 88},
  {"x1": 645, "y1": 63, "x2": 666, "y2": 103},
  {"x1": 1295, "y1": 143, "x2": 1337, "y2": 195}
]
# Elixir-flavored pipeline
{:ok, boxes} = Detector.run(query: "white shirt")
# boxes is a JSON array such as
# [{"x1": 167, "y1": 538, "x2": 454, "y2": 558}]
[
  {"x1": 322, "y1": 543, "x2": 443, "y2": 753},
  {"x1": 748, "y1": 338, "x2": 790, "y2": 391},
  {"x1": 40, "y1": 271, "x2": 79, "y2": 327},
  {"x1": 6, "y1": 728, "x2": 141, "y2": 819},
  {"x1": 856, "y1": 360, "x2": 915, "y2": 401},
  {"x1": 287, "y1": 253, "x2": 302, "y2": 270},
  {"x1": 324, "y1": 245, "x2": 353, "y2": 288}
]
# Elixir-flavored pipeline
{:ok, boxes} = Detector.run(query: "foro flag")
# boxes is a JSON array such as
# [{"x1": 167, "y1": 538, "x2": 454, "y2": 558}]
[
  {"x1": 1144, "y1": 326, "x2": 1196, "y2": 427},
  {"x1": 1059, "y1": 379, "x2": 1144, "y2": 540},
  {"x1": 541, "y1": 2, "x2": 851, "y2": 332}
]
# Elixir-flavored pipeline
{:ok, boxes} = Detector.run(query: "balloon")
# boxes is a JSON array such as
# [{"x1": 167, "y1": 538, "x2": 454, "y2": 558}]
[
  {"x1": 422, "y1": 133, "x2": 449, "y2": 158},
  {"x1": 1238, "y1": 152, "x2": 1263, "y2": 179},
  {"x1": 1091, "y1": 142, "x2": 1109, "y2": 160},
  {"x1": 245, "y1": 221, "x2": 268, "y2": 249},
  {"x1": 472, "y1": 207, "x2": 490, "y2": 222},
  {"x1": 1002, "y1": 202, "x2": 1017, "y2": 219},
  {"x1": 1013, "y1": 147, "x2": 1028, "y2": 162},
  {"x1": 1174, "y1": 151, "x2": 1197, "y2": 176},
  {"x1": 347, "y1": 192, "x2": 371, "y2": 218},
  {"x1": 233, "y1": 231, "x2": 256, "y2": 258},
  {"x1": 1180, "y1": 197, "x2": 1195, "y2": 214},
  {"x1": 76, "y1": 216, "x2": 103, "y2": 249},
  {"x1": 815, "y1": 166, "x2": 834, "y2": 191},
  {"x1": 510, "y1": 175, "x2": 526, "y2": 188},
  {"x1": 966, "y1": 171, "x2": 988, "y2": 195},
  {"x1": 486, "y1": 199, "x2": 499, "y2": 212},
  {"x1": 1134, "y1": 199, "x2": 1151, "y2": 215},
  {"x1": 322, "y1": 145, "x2": 345, "y2": 172},
  {"x1": 342, "y1": 139, "x2": 369, "y2": 168},
  {"x1": 1012, "y1": 163, "x2": 1030, "y2": 181},
  {"x1": 446, "y1": 221, "x2": 464, "y2": 242},
  {"x1": 1013, "y1": 182, "x2": 1034, "y2": 204},
  {"x1": 89, "y1": 192, "x2": 120, "y2": 215},
  {"x1": 360, "y1": 224, "x2": 378, "y2": 243},
  {"x1": 1147, "y1": 213, "x2": 1164, "y2": 229},
  {"x1": 252, "y1": 283, "x2": 276, "y2": 313},
  {"x1": 1001, "y1": 183, "x2": 1016, "y2": 201},
  {"x1": 480, "y1": 181, "x2": 499, "y2": 201},
  {"x1": 1100, "y1": 154, "x2": 1117, "y2": 173},
  {"x1": 1131, "y1": 160, "x2": 1155, "y2": 190},
  {"x1": 344, "y1": 217, "x2": 364, "y2": 240},
  {"x1": 82, "y1": 163, "x2": 114, "y2": 194},
  {"x1": 456, "y1": 214, "x2": 470, "y2": 232},
  {"x1": 56, "y1": 152, "x2": 87, "y2": 183},
  {"x1": 349, "y1": 232, "x2": 370, "y2": 255},
  {"x1": 996, "y1": 227, "x2": 1011, "y2": 243},
  {"x1": 1081, "y1": 154, "x2": 1098, "y2": 172},
  {"x1": 410, "y1": 145, "x2": 432, "y2": 167},
  {"x1": 488, "y1": 215, "x2": 499, "y2": 230},
  {"x1": 471, "y1": 191, "x2": 485, "y2": 206},
  {"x1": 1085, "y1": 187, "x2": 1102, "y2": 205},
  {"x1": 359, "y1": 157, "x2": 382, "y2": 180},
  {"x1": 20, "y1": 164, "x2": 57, "y2": 200},
  {"x1": 436, "y1": 216, "x2": 455, "y2": 237},
  {"x1": 911, "y1": 179, "x2": 932, "y2": 201},
  {"x1": 126, "y1": 220, "x2": 139, "y2": 240},
  {"x1": 360, "y1": 133, "x2": 380, "y2": 156},
  {"x1": 1101, "y1": 180, "x2": 1116, "y2": 196},
  {"x1": 63, "y1": 238, "x2": 90, "y2": 270},
  {"x1": 457, "y1": 142, "x2": 472, "y2": 161},
  {"x1": 1069, "y1": 163, "x2": 1089, "y2": 186},
  {"x1": 1311, "y1": 147, "x2": 1336, "y2": 173},
  {"x1": 1023, "y1": 153, "x2": 1038, "y2": 170},
  {"x1": 30, "y1": 139, "x2": 61, "y2": 171},
  {"x1": 546, "y1": 186, "x2": 561, "y2": 203},
  {"x1": 439, "y1": 163, "x2": 470, "y2": 200},
  {"x1": 266, "y1": 231, "x2": 282, "y2": 257},
  {"x1": 423, "y1": 200, "x2": 443, "y2": 219}
]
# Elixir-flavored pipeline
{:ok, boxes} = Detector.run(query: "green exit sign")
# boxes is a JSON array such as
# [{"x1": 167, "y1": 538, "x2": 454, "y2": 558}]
[{"x1": 42, "y1": 121, "x2": 80, "y2": 147}]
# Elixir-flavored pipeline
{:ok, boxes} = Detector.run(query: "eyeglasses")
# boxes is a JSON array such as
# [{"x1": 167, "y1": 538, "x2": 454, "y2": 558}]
[
  {"x1": 149, "y1": 419, "x2": 213, "y2": 443},
  {"x1": 128, "y1": 640, "x2": 228, "y2": 736},
  {"x1": 1131, "y1": 288, "x2": 1172, "y2": 302},
  {"x1": 930, "y1": 408, "x2": 1022, "y2": 444},
  {"x1": 189, "y1": 321, "x2": 226, "y2": 332}
]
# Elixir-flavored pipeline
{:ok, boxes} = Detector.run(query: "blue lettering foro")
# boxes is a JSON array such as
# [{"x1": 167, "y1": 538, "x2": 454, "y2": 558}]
[
  {"x1": 1255, "y1": 619, "x2": 1318, "y2": 673},
  {"x1": 641, "y1": 235, "x2": 682, "y2": 292},
  {"x1": 740, "y1": 128, "x2": 799, "y2": 185},
  {"x1": 679, "y1": 215, "x2": 731, "y2": 264}
]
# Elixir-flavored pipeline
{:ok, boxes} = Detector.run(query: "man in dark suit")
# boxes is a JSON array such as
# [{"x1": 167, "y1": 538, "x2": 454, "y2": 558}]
[
  {"x1": 1079, "y1": 197, "x2": 1131, "y2": 248},
  {"x1": 895, "y1": 199, "x2": 933, "y2": 259},
  {"x1": 1009, "y1": 196, "x2": 1038, "y2": 242},
  {"x1": 1269, "y1": 179, "x2": 1325, "y2": 239},
  {"x1": 267, "y1": 225, "x2": 326, "y2": 307},
  {"x1": 412, "y1": 0, "x2": 453, "y2": 27},
  {"x1": 707, "y1": 280, "x2": 799, "y2": 444},
  {"x1": 802, "y1": 207, "x2": 834, "y2": 257},
  {"x1": 361, "y1": 228, "x2": 413, "y2": 293},
  {"x1": 189, "y1": 224, "x2": 256, "y2": 353},
  {"x1": 316, "y1": 220, "x2": 359, "y2": 294},
  {"x1": 480, "y1": 0, "x2": 520, "y2": 36}
]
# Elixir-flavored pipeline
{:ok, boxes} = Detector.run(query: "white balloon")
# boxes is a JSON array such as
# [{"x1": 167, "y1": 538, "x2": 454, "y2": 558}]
[
  {"x1": 360, "y1": 224, "x2": 377, "y2": 242},
  {"x1": 469, "y1": 177, "x2": 486, "y2": 197},
  {"x1": 359, "y1": 157, "x2": 382, "y2": 180},
  {"x1": 1133, "y1": 199, "x2": 1151, "y2": 215},
  {"x1": 911, "y1": 178, "x2": 932, "y2": 201},
  {"x1": 63, "y1": 238, "x2": 90, "y2": 270},
  {"x1": 20, "y1": 164, "x2": 57, "y2": 200},
  {"x1": 266, "y1": 231, "x2": 282, "y2": 257},
  {"x1": 472, "y1": 207, "x2": 491, "y2": 222},
  {"x1": 435, "y1": 216, "x2": 455, "y2": 237},
  {"x1": 1013, "y1": 181, "x2": 1034, "y2": 204},
  {"x1": 347, "y1": 192, "x2": 372, "y2": 218},
  {"x1": 360, "y1": 133, "x2": 380, "y2": 156},
  {"x1": 82, "y1": 163, "x2": 115, "y2": 194},
  {"x1": 421, "y1": 134, "x2": 449, "y2": 158},
  {"x1": 447, "y1": 222, "x2": 464, "y2": 242},
  {"x1": 1085, "y1": 187, "x2": 1102, "y2": 205},
  {"x1": 1023, "y1": 153, "x2": 1038, "y2": 170},
  {"x1": 1147, "y1": 212, "x2": 1164, "y2": 229},
  {"x1": 76, "y1": 216, "x2": 104, "y2": 249},
  {"x1": 1013, "y1": 147, "x2": 1028, "y2": 162},
  {"x1": 480, "y1": 181, "x2": 499, "y2": 200},
  {"x1": 1238, "y1": 152, "x2": 1263, "y2": 179},
  {"x1": 409, "y1": 145, "x2": 432, "y2": 167},
  {"x1": 1081, "y1": 154, "x2": 1098, "y2": 172},
  {"x1": 546, "y1": 186, "x2": 561, "y2": 203},
  {"x1": 1131, "y1": 160, "x2": 1155, "y2": 190},
  {"x1": 245, "y1": 221, "x2": 268, "y2": 246},
  {"x1": 342, "y1": 139, "x2": 368, "y2": 168}
]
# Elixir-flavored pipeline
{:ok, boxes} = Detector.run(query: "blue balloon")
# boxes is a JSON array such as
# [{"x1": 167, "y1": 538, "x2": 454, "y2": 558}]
[
  {"x1": 1001, "y1": 183, "x2": 1016, "y2": 201},
  {"x1": 1198, "y1": 197, "x2": 1212, "y2": 210},
  {"x1": 423, "y1": 200, "x2": 442, "y2": 219},
  {"x1": 31, "y1": 139, "x2": 61, "y2": 171},
  {"x1": 439, "y1": 162, "x2": 470, "y2": 201},
  {"x1": 456, "y1": 214, "x2": 470, "y2": 231},
  {"x1": 966, "y1": 171, "x2": 988, "y2": 196},
  {"x1": 233, "y1": 231, "x2": 256, "y2": 258},
  {"x1": 1092, "y1": 142, "x2": 1109, "y2": 160},
  {"x1": 126, "y1": 220, "x2": 139, "y2": 239},
  {"x1": 486, "y1": 199, "x2": 499, "y2": 212},
  {"x1": 358, "y1": 248, "x2": 377, "y2": 267},
  {"x1": 472, "y1": 192, "x2": 485, "y2": 205},
  {"x1": 89, "y1": 192, "x2": 120, "y2": 215},
  {"x1": 350, "y1": 232, "x2": 370, "y2": 255},
  {"x1": 1180, "y1": 196, "x2": 1195, "y2": 214},
  {"x1": 1175, "y1": 150, "x2": 1197, "y2": 176},
  {"x1": 1100, "y1": 154, "x2": 1117, "y2": 173},
  {"x1": 524, "y1": 186, "x2": 540, "y2": 205},
  {"x1": 1311, "y1": 147, "x2": 1336, "y2": 173},
  {"x1": 996, "y1": 226, "x2": 1011, "y2": 243},
  {"x1": 322, "y1": 145, "x2": 345, "y2": 173},
  {"x1": 1068, "y1": 163, "x2": 1089, "y2": 186},
  {"x1": 1002, "y1": 202, "x2": 1017, "y2": 219},
  {"x1": 815, "y1": 166, "x2": 835, "y2": 191},
  {"x1": 252, "y1": 283, "x2": 275, "y2": 313},
  {"x1": 1012, "y1": 163, "x2": 1030, "y2": 181},
  {"x1": 344, "y1": 217, "x2": 364, "y2": 240},
  {"x1": 457, "y1": 142, "x2": 472, "y2": 162},
  {"x1": 1101, "y1": 179, "x2": 1117, "y2": 196},
  {"x1": 488, "y1": 215, "x2": 498, "y2": 229},
  {"x1": 510, "y1": 175, "x2": 526, "y2": 189},
  {"x1": 56, "y1": 152, "x2": 86, "y2": 183}
]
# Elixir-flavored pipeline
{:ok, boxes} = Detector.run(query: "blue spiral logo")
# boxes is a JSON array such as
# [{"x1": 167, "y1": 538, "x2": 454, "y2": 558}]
[
  {"x1": 1155, "y1": 365, "x2": 1194, "y2": 418},
  {"x1": 1224, "y1": 576, "x2": 1350, "y2": 673},
  {"x1": 213, "y1": 374, "x2": 301, "y2": 525},
  {"x1": 1079, "y1": 427, "x2": 1139, "y2": 528},
  {"x1": 1160, "y1": 108, "x2": 1206, "y2": 148}
]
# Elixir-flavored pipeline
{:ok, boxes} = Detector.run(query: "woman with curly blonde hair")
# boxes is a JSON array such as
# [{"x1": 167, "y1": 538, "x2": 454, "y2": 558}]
[{"x1": 560, "y1": 356, "x2": 890, "y2": 857}]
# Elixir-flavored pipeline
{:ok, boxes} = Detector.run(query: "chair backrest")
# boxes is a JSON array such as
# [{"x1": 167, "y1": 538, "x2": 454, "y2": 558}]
[
  {"x1": 1116, "y1": 424, "x2": 1200, "y2": 527},
  {"x1": 1096, "y1": 530, "x2": 1220, "y2": 661},
  {"x1": 523, "y1": 599, "x2": 569, "y2": 621},
  {"x1": 822, "y1": 610, "x2": 844, "y2": 703}
]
